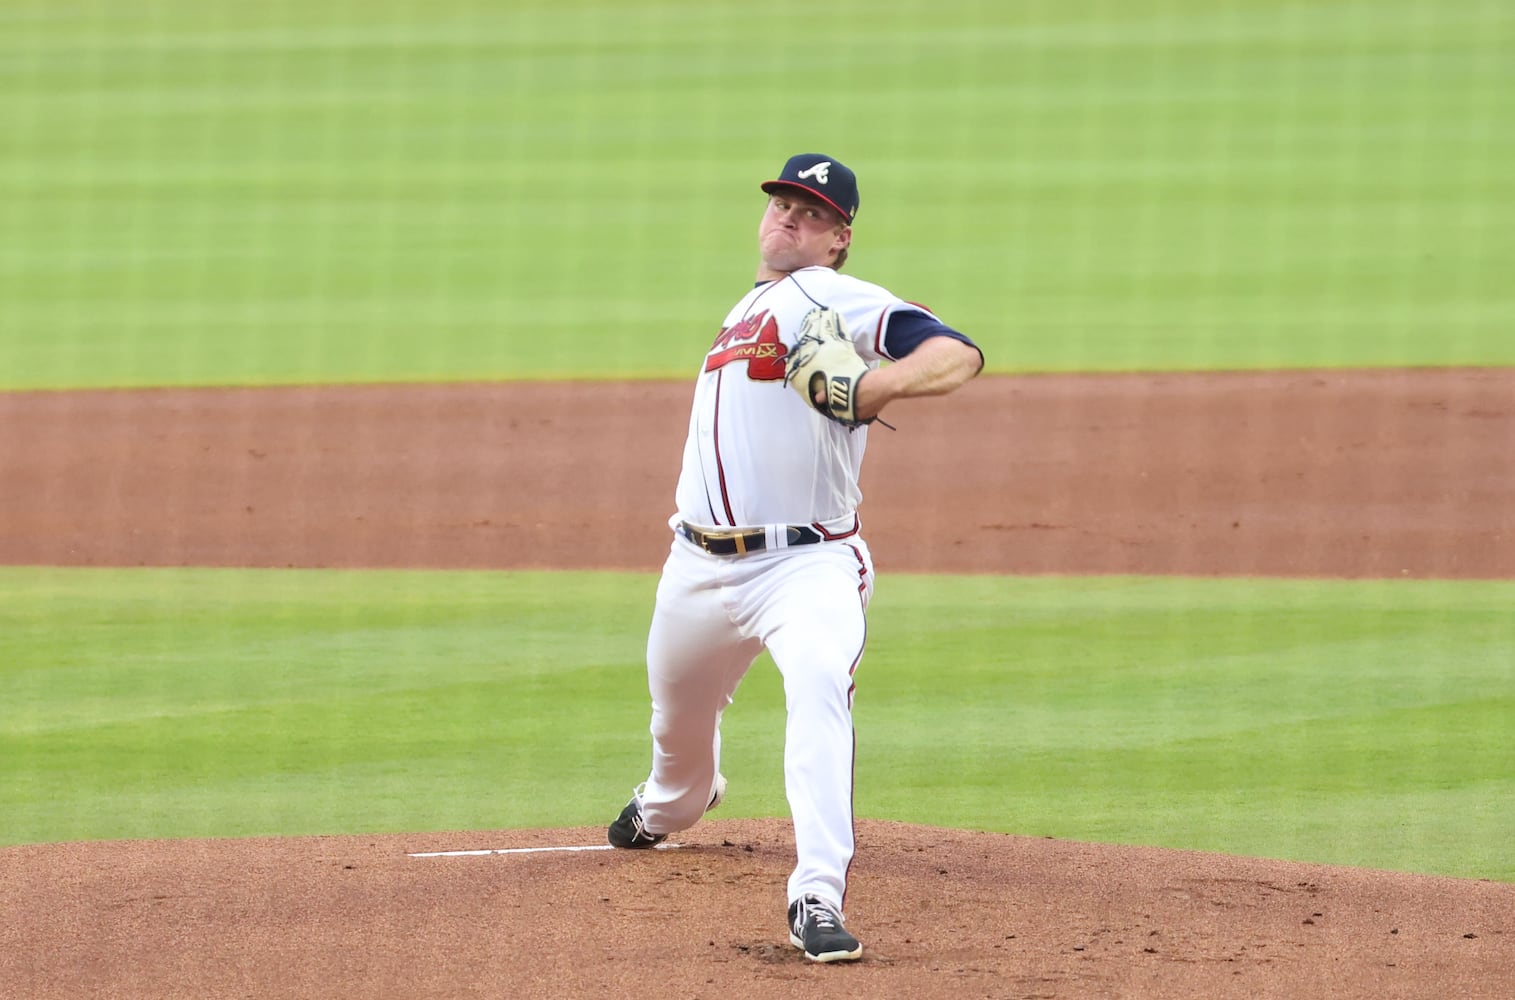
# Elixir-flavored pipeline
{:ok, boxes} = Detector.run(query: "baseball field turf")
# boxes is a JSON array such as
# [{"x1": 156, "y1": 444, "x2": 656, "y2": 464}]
[
  {"x1": 4, "y1": 0, "x2": 1513, "y2": 895},
  {"x1": 5, "y1": 568, "x2": 1514, "y2": 881},
  {"x1": 3, "y1": 0, "x2": 1512, "y2": 388}
]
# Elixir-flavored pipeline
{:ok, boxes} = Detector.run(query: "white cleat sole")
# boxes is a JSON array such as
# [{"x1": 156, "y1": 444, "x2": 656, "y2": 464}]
[{"x1": 790, "y1": 933, "x2": 863, "y2": 963}]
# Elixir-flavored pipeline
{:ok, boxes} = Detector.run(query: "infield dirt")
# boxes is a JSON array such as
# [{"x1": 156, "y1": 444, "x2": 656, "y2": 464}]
[{"x1": 1, "y1": 369, "x2": 1512, "y2": 998}]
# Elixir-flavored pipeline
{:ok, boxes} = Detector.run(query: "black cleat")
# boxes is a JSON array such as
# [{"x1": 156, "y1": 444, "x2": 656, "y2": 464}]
[
  {"x1": 607, "y1": 776, "x2": 726, "y2": 850},
  {"x1": 788, "y1": 893, "x2": 863, "y2": 963},
  {"x1": 607, "y1": 787, "x2": 666, "y2": 849}
]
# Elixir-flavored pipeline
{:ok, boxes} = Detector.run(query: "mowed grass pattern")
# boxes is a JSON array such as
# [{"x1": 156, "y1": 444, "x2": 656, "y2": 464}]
[
  {"x1": 1, "y1": 0, "x2": 1512, "y2": 388},
  {"x1": 4, "y1": 569, "x2": 1512, "y2": 880}
]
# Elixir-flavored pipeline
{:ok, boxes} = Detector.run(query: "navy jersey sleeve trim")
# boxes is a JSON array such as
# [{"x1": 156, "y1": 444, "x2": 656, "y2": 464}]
[{"x1": 879, "y1": 309, "x2": 982, "y2": 364}]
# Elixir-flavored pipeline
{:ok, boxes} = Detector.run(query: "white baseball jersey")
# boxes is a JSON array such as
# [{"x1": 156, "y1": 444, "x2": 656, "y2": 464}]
[{"x1": 672, "y1": 265, "x2": 937, "y2": 531}]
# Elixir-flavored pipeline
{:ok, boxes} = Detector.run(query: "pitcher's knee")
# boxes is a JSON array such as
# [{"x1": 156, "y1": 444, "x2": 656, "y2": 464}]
[{"x1": 783, "y1": 658, "x2": 857, "y2": 704}]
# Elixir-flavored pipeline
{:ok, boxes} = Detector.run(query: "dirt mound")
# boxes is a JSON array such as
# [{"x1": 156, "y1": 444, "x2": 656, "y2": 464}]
[{"x1": 2, "y1": 820, "x2": 1510, "y2": 999}]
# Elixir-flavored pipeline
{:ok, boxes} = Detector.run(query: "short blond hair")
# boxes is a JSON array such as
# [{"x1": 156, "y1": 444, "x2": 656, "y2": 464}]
[{"x1": 829, "y1": 216, "x2": 851, "y2": 271}]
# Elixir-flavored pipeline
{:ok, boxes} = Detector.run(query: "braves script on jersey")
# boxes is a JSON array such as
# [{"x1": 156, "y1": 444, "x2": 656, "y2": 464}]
[{"x1": 674, "y1": 265, "x2": 936, "y2": 532}]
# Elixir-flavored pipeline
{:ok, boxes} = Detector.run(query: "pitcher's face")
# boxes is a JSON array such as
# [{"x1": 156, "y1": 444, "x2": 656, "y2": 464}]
[{"x1": 758, "y1": 192, "x2": 850, "y2": 273}]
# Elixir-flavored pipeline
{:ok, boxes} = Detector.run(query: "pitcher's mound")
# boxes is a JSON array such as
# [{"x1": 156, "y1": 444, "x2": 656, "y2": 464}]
[{"x1": 3, "y1": 819, "x2": 1510, "y2": 999}]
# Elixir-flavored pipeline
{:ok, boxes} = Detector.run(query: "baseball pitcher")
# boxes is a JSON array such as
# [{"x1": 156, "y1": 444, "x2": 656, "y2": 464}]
[{"x1": 608, "y1": 153, "x2": 984, "y2": 963}]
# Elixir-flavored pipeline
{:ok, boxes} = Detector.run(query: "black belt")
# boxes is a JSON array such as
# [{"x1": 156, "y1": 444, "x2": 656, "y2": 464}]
[{"x1": 677, "y1": 521, "x2": 825, "y2": 556}]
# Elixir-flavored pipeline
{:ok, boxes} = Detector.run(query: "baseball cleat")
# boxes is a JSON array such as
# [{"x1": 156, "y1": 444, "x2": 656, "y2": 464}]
[
  {"x1": 607, "y1": 775, "x2": 727, "y2": 850},
  {"x1": 788, "y1": 893, "x2": 863, "y2": 963},
  {"x1": 607, "y1": 784, "x2": 665, "y2": 849}
]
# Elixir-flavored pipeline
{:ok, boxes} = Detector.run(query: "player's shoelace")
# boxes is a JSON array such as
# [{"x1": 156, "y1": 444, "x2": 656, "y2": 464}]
[
  {"x1": 799, "y1": 896, "x2": 842, "y2": 931},
  {"x1": 629, "y1": 810, "x2": 656, "y2": 841}
]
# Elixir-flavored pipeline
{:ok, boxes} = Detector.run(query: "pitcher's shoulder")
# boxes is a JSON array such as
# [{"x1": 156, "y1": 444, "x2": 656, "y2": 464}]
[{"x1": 788, "y1": 267, "x2": 899, "y2": 305}]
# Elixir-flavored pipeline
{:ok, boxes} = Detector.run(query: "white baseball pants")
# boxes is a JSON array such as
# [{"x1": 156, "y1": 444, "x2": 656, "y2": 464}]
[{"x1": 638, "y1": 532, "x2": 875, "y2": 908}]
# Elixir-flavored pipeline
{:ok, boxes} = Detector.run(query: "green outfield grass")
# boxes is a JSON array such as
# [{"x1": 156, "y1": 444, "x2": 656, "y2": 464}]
[
  {"x1": 2, "y1": 0, "x2": 1513, "y2": 389},
  {"x1": 4, "y1": 567, "x2": 1512, "y2": 881}
]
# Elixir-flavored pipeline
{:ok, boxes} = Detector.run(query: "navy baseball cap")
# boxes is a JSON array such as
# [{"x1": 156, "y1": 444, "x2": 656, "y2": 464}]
[{"x1": 760, "y1": 153, "x2": 859, "y2": 224}]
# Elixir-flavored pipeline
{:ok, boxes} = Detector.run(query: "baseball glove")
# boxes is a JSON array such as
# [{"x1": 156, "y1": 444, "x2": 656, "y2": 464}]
[{"x1": 785, "y1": 307, "x2": 871, "y2": 426}]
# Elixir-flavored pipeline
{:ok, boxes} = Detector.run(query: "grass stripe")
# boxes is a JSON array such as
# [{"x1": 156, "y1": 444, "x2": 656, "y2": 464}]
[{"x1": 4, "y1": 567, "x2": 1511, "y2": 880}]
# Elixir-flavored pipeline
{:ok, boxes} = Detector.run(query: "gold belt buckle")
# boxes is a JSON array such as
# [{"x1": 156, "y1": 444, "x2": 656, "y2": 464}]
[{"x1": 697, "y1": 526, "x2": 756, "y2": 555}]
